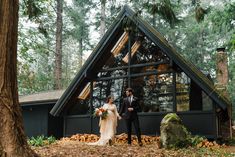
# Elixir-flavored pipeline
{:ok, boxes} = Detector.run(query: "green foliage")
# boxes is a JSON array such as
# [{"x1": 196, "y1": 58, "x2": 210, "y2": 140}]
[
  {"x1": 18, "y1": 0, "x2": 57, "y2": 95},
  {"x1": 65, "y1": 0, "x2": 91, "y2": 42},
  {"x1": 230, "y1": 34, "x2": 235, "y2": 50},
  {"x1": 143, "y1": 0, "x2": 180, "y2": 27},
  {"x1": 27, "y1": 135, "x2": 56, "y2": 147},
  {"x1": 168, "y1": 138, "x2": 191, "y2": 149},
  {"x1": 161, "y1": 113, "x2": 181, "y2": 124},
  {"x1": 190, "y1": 135, "x2": 205, "y2": 146},
  {"x1": 180, "y1": 147, "x2": 235, "y2": 157},
  {"x1": 195, "y1": 6, "x2": 207, "y2": 23},
  {"x1": 22, "y1": 0, "x2": 44, "y2": 20},
  {"x1": 47, "y1": 136, "x2": 56, "y2": 144},
  {"x1": 167, "y1": 135, "x2": 206, "y2": 149}
]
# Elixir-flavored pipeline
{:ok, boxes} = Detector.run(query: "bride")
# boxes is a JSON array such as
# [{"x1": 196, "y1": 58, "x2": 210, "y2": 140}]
[{"x1": 89, "y1": 95, "x2": 121, "y2": 146}]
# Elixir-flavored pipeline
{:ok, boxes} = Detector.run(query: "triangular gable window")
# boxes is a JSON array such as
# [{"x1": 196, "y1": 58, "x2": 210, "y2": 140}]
[{"x1": 66, "y1": 25, "x2": 213, "y2": 115}]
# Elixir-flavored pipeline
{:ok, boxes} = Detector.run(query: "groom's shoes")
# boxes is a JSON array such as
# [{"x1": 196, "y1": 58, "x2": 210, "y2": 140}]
[
  {"x1": 138, "y1": 142, "x2": 143, "y2": 147},
  {"x1": 108, "y1": 139, "x2": 112, "y2": 146}
]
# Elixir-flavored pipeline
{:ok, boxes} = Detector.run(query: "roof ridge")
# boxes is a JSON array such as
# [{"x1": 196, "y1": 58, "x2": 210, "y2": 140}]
[{"x1": 19, "y1": 89, "x2": 65, "y2": 97}]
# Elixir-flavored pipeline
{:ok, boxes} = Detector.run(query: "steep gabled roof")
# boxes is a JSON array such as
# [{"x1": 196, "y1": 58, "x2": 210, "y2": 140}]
[
  {"x1": 19, "y1": 90, "x2": 64, "y2": 106},
  {"x1": 50, "y1": 5, "x2": 231, "y2": 116}
]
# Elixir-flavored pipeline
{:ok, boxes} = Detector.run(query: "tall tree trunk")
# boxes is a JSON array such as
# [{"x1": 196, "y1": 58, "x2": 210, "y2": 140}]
[
  {"x1": 0, "y1": 0, "x2": 38, "y2": 156},
  {"x1": 78, "y1": 38, "x2": 83, "y2": 68},
  {"x1": 65, "y1": 50, "x2": 69, "y2": 86},
  {"x1": 152, "y1": 13, "x2": 156, "y2": 27},
  {"x1": 55, "y1": 0, "x2": 63, "y2": 89},
  {"x1": 100, "y1": 0, "x2": 106, "y2": 37},
  {"x1": 150, "y1": 0, "x2": 156, "y2": 27}
]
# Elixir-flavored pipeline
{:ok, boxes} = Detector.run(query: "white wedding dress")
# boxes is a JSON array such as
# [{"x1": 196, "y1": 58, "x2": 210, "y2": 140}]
[{"x1": 89, "y1": 103, "x2": 120, "y2": 146}]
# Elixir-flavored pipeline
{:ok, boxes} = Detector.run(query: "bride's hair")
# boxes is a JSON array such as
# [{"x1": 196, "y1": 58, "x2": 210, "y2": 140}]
[{"x1": 106, "y1": 95, "x2": 113, "y2": 103}]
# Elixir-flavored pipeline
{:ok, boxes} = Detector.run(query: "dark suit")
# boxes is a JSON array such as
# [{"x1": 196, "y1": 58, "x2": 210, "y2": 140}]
[{"x1": 119, "y1": 96, "x2": 142, "y2": 144}]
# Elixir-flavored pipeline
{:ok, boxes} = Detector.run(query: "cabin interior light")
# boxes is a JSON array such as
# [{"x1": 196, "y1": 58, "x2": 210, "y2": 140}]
[
  {"x1": 111, "y1": 31, "x2": 129, "y2": 57},
  {"x1": 78, "y1": 82, "x2": 96, "y2": 100},
  {"x1": 122, "y1": 40, "x2": 141, "y2": 63}
]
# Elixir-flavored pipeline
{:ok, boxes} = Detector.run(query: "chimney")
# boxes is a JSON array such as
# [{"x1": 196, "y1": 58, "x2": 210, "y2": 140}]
[
  {"x1": 215, "y1": 48, "x2": 232, "y2": 138},
  {"x1": 216, "y1": 48, "x2": 229, "y2": 86}
]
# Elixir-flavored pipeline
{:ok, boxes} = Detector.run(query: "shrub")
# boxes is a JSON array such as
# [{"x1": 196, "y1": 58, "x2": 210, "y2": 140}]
[
  {"x1": 190, "y1": 135, "x2": 205, "y2": 147},
  {"x1": 166, "y1": 135, "x2": 206, "y2": 149},
  {"x1": 28, "y1": 135, "x2": 56, "y2": 147},
  {"x1": 47, "y1": 136, "x2": 56, "y2": 144},
  {"x1": 169, "y1": 138, "x2": 191, "y2": 149}
]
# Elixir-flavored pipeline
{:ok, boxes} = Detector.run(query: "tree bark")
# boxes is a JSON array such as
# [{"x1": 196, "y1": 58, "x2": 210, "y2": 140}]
[
  {"x1": 100, "y1": 0, "x2": 106, "y2": 37},
  {"x1": 0, "y1": 0, "x2": 38, "y2": 156},
  {"x1": 55, "y1": 0, "x2": 63, "y2": 89},
  {"x1": 78, "y1": 38, "x2": 83, "y2": 68}
]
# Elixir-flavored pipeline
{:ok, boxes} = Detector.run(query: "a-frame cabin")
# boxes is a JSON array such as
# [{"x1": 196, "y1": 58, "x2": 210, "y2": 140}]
[{"x1": 50, "y1": 5, "x2": 231, "y2": 139}]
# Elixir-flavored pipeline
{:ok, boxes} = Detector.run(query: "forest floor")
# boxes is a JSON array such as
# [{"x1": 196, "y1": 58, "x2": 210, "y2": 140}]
[{"x1": 33, "y1": 134, "x2": 235, "y2": 157}]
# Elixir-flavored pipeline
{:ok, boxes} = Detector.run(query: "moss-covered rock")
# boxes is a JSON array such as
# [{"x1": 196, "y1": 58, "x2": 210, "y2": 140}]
[{"x1": 160, "y1": 113, "x2": 191, "y2": 148}]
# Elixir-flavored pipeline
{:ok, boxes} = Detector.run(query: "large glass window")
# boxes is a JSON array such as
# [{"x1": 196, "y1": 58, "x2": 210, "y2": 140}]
[
  {"x1": 175, "y1": 71, "x2": 213, "y2": 112},
  {"x1": 93, "y1": 29, "x2": 174, "y2": 113},
  {"x1": 130, "y1": 37, "x2": 170, "y2": 65},
  {"x1": 67, "y1": 96, "x2": 90, "y2": 115},
  {"x1": 101, "y1": 31, "x2": 130, "y2": 70},
  {"x1": 67, "y1": 28, "x2": 214, "y2": 116},
  {"x1": 131, "y1": 73, "x2": 174, "y2": 112},
  {"x1": 176, "y1": 72, "x2": 190, "y2": 112},
  {"x1": 92, "y1": 78, "x2": 127, "y2": 110},
  {"x1": 202, "y1": 91, "x2": 213, "y2": 111}
]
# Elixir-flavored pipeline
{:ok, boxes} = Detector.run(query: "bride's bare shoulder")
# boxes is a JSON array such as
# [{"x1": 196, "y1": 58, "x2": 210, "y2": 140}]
[
  {"x1": 112, "y1": 103, "x2": 118, "y2": 108},
  {"x1": 102, "y1": 103, "x2": 109, "y2": 108}
]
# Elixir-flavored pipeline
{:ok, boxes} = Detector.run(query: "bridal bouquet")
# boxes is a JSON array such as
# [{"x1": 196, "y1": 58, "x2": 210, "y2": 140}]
[{"x1": 93, "y1": 107, "x2": 108, "y2": 120}]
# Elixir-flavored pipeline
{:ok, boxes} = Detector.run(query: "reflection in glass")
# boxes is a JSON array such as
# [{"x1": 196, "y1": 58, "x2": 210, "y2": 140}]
[
  {"x1": 131, "y1": 73, "x2": 173, "y2": 112},
  {"x1": 97, "y1": 69, "x2": 126, "y2": 79},
  {"x1": 131, "y1": 36, "x2": 170, "y2": 65},
  {"x1": 103, "y1": 45, "x2": 128, "y2": 70},
  {"x1": 110, "y1": 78, "x2": 127, "y2": 110},
  {"x1": 92, "y1": 79, "x2": 127, "y2": 110},
  {"x1": 67, "y1": 98, "x2": 90, "y2": 115},
  {"x1": 93, "y1": 81, "x2": 109, "y2": 108},
  {"x1": 202, "y1": 91, "x2": 213, "y2": 111},
  {"x1": 176, "y1": 72, "x2": 190, "y2": 111}
]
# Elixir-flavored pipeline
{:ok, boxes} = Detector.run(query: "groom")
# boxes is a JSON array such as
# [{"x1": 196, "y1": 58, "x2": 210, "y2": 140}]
[{"x1": 119, "y1": 87, "x2": 143, "y2": 146}]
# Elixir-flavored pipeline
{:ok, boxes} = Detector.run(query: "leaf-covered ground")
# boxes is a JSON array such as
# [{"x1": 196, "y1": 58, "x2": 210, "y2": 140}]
[{"x1": 33, "y1": 135, "x2": 235, "y2": 157}]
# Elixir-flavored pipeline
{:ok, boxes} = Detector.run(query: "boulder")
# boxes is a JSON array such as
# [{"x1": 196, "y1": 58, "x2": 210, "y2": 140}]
[{"x1": 160, "y1": 113, "x2": 190, "y2": 148}]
